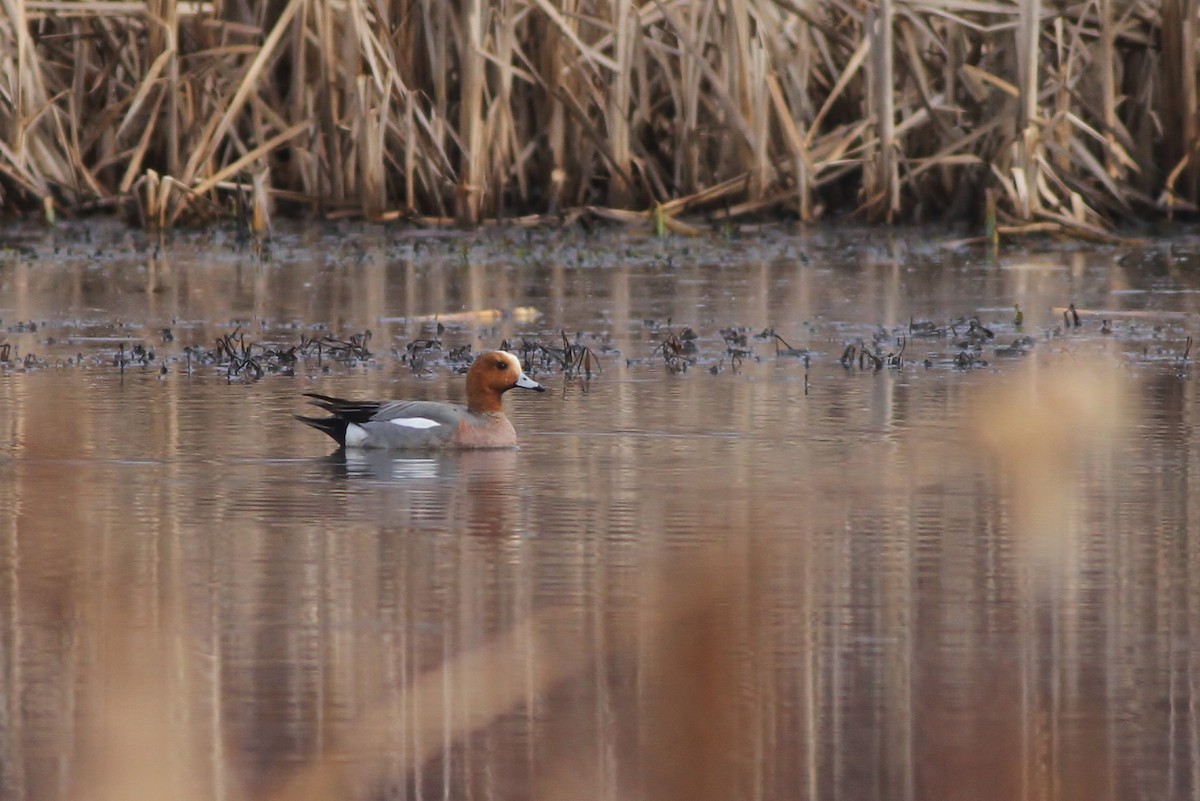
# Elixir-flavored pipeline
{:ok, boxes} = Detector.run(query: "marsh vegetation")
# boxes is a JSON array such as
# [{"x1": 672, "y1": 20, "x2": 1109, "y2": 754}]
[{"x1": 1, "y1": 0, "x2": 1197, "y2": 236}]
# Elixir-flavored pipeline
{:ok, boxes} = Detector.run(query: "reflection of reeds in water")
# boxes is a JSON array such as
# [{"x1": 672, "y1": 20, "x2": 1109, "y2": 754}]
[
  {"x1": 54, "y1": 553, "x2": 751, "y2": 801},
  {"x1": 4, "y1": 354, "x2": 1142, "y2": 801},
  {"x1": 946, "y1": 355, "x2": 1131, "y2": 801},
  {"x1": 0, "y1": 2, "x2": 1195, "y2": 231}
]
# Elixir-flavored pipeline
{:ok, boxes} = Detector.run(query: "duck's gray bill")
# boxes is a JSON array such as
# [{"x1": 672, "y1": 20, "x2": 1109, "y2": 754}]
[{"x1": 516, "y1": 372, "x2": 546, "y2": 391}]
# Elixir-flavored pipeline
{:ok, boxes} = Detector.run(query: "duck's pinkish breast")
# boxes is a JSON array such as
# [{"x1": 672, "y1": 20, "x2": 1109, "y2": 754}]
[{"x1": 454, "y1": 414, "x2": 518, "y2": 449}]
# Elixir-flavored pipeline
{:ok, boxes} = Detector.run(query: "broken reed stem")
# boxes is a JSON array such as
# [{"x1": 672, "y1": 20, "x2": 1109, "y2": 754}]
[{"x1": 0, "y1": 1, "x2": 1196, "y2": 230}]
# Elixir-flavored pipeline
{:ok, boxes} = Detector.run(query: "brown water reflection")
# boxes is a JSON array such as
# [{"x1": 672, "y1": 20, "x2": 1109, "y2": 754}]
[{"x1": 1, "y1": 222, "x2": 1199, "y2": 800}]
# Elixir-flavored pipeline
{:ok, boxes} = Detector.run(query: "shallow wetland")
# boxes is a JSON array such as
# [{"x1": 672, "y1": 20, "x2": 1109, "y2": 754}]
[{"x1": 1, "y1": 220, "x2": 1200, "y2": 800}]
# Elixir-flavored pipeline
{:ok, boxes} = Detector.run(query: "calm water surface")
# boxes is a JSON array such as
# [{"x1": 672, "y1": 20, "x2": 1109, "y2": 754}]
[{"x1": 1, "y1": 222, "x2": 1199, "y2": 800}]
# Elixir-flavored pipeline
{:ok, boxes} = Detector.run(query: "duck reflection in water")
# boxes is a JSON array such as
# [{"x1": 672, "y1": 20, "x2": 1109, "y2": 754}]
[{"x1": 317, "y1": 448, "x2": 521, "y2": 538}]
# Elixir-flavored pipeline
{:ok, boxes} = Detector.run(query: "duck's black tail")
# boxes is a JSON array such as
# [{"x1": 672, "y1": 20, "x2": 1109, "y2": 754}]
[
  {"x1": 295, "y1": 414, "x2": 350, "y2": 445},
  {"x1": 302, "y1": 392, "x2": 384, "y2": 424}
]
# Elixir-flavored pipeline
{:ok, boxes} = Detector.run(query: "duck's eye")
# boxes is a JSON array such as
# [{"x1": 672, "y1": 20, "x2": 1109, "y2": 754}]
[{"x1": 494, "y1": 361, "x2": 508, "y2": 370}]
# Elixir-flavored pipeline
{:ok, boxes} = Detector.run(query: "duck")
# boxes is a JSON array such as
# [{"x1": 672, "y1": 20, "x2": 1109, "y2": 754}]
[{"x1": 297, "y1": 350, "x2": 546, "y2": 450}]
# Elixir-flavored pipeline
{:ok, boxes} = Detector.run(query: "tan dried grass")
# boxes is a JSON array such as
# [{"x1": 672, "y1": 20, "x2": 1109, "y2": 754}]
[{"x1": 0, "y1": 0, "x2": 1195, "y2": 231}]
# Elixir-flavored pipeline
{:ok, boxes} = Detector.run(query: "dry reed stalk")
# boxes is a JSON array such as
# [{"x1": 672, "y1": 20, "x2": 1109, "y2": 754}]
[
  {"x1": 866, "y1": 0, "x2": 898, "y2": 221},
  {"x1": 710, "y1": 187, "x2": 800, "y2": 220},
  {"x1": 314, "y1": 0, "x2": 344, "y2": 205},
  {"x1": 606, "y1": 0, "x2": 634, "y2": 207},
  {"x1": 724, "y1": 0, "x2": 754, "y2": 191},
  {"x1": 658, "y1": 171, "x2": 749, "y2": 216},
  {"x1": 1015, "y1": 0, "x2": 1043, "y2": 219},
  {"x1": 356, "y1": 76, "x2": 387, "y2": 220},
  {"x1": 536, "y1": 0, "x2": 576, "y2": 213},
  {"x1": 1097, "y1": 0, "x2": 1120, "y2": 181},
  {"x1": 671, "y1": 0, "x2": 705, "y2": 195},
  {"x1": 251, "y1": 163, "x2": 272, "y2": 236},
  {"x1": 404, "y1": 89, "x2": 417, "y2": 213},
  {"x1": 747, "y1": 13, "x2": 773, "y2": 197},
  {"x1": 766, "y1": 71, "x2": 813, "y2": 219},
  {"x1": 284, "y1": 0, "x2": 308, "y2": 200},
  {"x1": 26, "y1": 1, "x2": 156, "y2": 11},
  {"x1": 1161, "y1": 0, "x2": 1199, "y2": 203},
  {"x1": 457, "y1": 0, "x2": 486, "y2": 224},
  {"x1": 487, "y1": 0, "x2": 522, "y2": 216},
  {"x1": 152, "y1": 0, "x2": 180, "y2": 177},
  {"x1": 585, "y1": 204, "x2": 646, "y2": 225}
]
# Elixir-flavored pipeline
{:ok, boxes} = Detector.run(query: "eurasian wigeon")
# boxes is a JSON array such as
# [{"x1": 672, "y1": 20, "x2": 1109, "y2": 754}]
[{"x1": 297, "y1": 350, "x2": 546, "y2": 450}]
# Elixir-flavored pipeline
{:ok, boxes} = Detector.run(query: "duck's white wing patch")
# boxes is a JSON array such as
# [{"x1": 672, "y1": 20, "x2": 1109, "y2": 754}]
[
  {"x1": 388, "y1": 417, "x2": 443, "y2": 430},
  {"x1": 345, "y1": 423, "x2": 369, "y2": 447}
]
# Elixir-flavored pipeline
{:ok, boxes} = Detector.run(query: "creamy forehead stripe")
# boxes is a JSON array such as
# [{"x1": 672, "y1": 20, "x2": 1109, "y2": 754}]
[{"x1": 389, "y1": 417, "x2": 442, "y2": 429}]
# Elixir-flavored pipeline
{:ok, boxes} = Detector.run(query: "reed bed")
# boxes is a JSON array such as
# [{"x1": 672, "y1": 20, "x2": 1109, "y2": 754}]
[{"x1": 0, "y1": 0, "x2": 1196, "y2": 234}]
